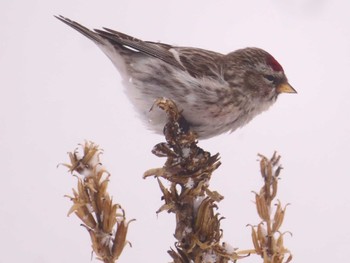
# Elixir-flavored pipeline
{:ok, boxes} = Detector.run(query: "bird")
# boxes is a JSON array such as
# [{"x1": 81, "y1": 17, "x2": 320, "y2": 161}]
[{"x1": 55, "y1": 15, "x2": 296, "y2": 139}]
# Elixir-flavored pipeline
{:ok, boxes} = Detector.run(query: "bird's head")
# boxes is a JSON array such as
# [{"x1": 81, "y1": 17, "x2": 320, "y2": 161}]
[{"x1": 224, "y1": 47, "x2": 296, "y2": 104}]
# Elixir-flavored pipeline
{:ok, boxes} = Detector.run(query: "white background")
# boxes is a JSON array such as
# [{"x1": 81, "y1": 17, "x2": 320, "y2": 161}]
[{"x1": 1, "y1": 0, "x2": 349, "y2": 262}]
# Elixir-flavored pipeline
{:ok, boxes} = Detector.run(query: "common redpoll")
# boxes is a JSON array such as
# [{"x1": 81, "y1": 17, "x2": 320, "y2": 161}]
[{"x1": 56, "y1": 15, "x2": 296, "y2": 139}]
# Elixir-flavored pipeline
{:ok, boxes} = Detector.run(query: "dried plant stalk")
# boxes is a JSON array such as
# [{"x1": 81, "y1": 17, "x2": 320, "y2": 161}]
[
  {"x1": 144, "y1": 98, "x2": 249, "y2": 263},
  {"x1": 61, "y1": 142, "x2": 134, "y2": 263},
  {"x1": 245, "y1": 153, "x2": 292, "y2": 263},
  {"x1": 59, "y1": 99, "x2": 293, "y2": 263}
]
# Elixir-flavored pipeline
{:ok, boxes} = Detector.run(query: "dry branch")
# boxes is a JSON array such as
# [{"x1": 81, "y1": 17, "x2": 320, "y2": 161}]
[
  {"x1": 60, "y1": 98, "x2": 292, "y2": 263},
  {"x1": 144, "y1": 98, "x2": 249, "y2": 262},
  {"x1": 61, "y1": 142, "x2": 134, "y2": 263}
]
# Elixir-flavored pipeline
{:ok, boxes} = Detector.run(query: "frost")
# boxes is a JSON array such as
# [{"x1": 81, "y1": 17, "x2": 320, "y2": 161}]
[
  {"x1": 222, "y1": 242, "x2": 236, "y2": 254},
  {"x1": 182, "y1": 147, "x2": 191, "y2": 158},
  {"x1": 81, "y1": 168, "x2": 92, "y2": 177},
  {"x1": 185, "y1": 178, "x2": 194, "y2": 188},
  {"x1": 202, "y1": 251, "x2": 216, "y2": 263},
  {"x1": 184, "y1": 226, "x2": 192, "y2": 234}
]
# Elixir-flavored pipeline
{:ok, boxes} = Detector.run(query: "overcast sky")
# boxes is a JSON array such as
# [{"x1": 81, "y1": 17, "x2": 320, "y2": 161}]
[{"x1": 1, "y1": 0, "x2": 349, "y2": 262}]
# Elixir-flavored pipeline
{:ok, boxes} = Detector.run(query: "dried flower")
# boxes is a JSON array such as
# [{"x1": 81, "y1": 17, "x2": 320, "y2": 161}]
[
  {"x1": 59, "y1": 100, "x2": 293, "y2": 263},
  {"x1": 144, "y1": 98, "x2": 248, "y2": 262},
  {"x1": 247, "y1": 153, "x2": 292, "y2": 263},
  {"x1": 61, "y1": 141, "x2": 134, "y2": 262}
]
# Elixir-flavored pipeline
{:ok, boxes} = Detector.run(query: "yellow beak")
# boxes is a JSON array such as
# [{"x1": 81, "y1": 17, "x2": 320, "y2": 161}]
[{"x1": 277, "y1": 83, "x2": 297, "y2": 94}]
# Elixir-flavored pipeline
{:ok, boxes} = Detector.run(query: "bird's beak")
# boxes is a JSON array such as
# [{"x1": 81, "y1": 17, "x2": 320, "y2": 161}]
[{"x1": 277, "y1": 82, "x2": 297, "y2": 94}]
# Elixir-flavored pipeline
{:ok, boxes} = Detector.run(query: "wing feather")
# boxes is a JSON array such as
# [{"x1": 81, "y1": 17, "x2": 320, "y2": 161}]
[{"x1": 55, "y1": 15, "x2": 224, "y2": 79}]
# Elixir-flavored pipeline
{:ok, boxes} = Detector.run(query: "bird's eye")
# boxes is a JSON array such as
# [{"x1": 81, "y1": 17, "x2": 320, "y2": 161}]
[{"x1": 264, "y1": 75, "x2": 275, "y2": 82}]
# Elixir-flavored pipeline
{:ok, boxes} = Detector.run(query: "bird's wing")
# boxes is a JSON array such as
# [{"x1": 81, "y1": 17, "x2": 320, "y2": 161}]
[
  {"x1": 96, "y1": 27, "x2": 189, "y2": 71},
  {"x1": 100, "y1": 29, "x2": 224, "y2": 78},
  {"x1": 163, "y1": 47, "x2": 224, "y2": 79},
  {"x1": 55, "y1": 16, "x2": 223, "y2": 78}
]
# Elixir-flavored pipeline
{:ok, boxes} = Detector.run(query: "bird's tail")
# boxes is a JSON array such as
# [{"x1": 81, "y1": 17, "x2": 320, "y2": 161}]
[
  {"x1": 55, "y1": 15, "x2": 106, "y2": 45},
  {"x1": 55, "y1": 15, "x2": 131, "y2": 78}
]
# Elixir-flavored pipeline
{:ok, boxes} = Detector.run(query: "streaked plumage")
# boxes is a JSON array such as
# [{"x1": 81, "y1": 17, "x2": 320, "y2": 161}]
[{"x1": 56, "y1": 15, "x2": 296, "y2": 139}]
